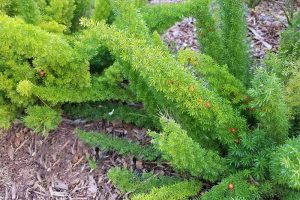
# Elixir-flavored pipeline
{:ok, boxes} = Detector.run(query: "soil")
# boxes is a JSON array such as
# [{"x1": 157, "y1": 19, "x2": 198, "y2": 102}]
[
  {"x1": 0, "y1": 119, "x2": 173, "y2": 199},
  {"x1": 1, "y1": 0, "x2": 299, "y2": 199}
]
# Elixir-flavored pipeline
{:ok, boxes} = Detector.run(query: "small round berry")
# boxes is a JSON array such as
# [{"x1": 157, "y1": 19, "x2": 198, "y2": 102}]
[
  {"x1": 205, "y1": 102, "x2": 211, "y2": 108},
  {"x1": 230, "y1": 127, "x2": 236, "y2": 134},
  {"x1": 228, "y1": 183, "x2": 234, "y2": 190},
  {"x1": 39, "y1": 70, "x2": 46, "y2": 78}
]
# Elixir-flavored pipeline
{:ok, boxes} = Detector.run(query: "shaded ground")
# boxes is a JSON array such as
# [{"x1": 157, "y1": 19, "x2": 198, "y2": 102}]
[
  {"x1": 0, "y1": 119, "x2": 173, "y2": 199},
  {"x1": 0, "y1": 0, "x2": 298, "y2": 199}
]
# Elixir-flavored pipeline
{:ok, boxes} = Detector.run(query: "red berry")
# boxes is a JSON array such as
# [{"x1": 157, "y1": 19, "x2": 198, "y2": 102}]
[
  {"x1": 205, "y1": 102, "x2": 211, "y2": 108},
  {"x1": 230, "y1": 127, "x2": 236, "y2": 134},
  {"x1": 39, "y1": 70, "x2": 46, "y2": 78},
  {"x1": 228, "y1": 183, "x2": 234, "y2": 190}
]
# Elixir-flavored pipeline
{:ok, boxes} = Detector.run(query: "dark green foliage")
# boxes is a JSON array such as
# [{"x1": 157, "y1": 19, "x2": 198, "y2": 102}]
[
  {"x1": 228, "y1": 129, "x2": 275, "y2": 180},
  {"x1": 132, "y1": 179, "x2": 201, "y2": 200},
  {"x1": 150, "y1": 117, "x2": 227, "y2": 181},
  {"x1": 108, "y1": 167, "x2": 181, "y2": 194},
  {"x1": 76, "y1": 129, "x2": 160, "y2": 161},
  {"x1": 200, "y1": 171, "x2": 265, "y2": 200},
  {"x1": 248, "y1": 69, "x2": 289, "y2": 144},
  {"x1": 270, "y1": 136, "x2": 300, "y2": 190},
  {"x1": 64, "y1": 102, "x2": 157, "y2": 129},
  {"x1": 23, "y1": 106, "x2": 61, "y2": 135}
]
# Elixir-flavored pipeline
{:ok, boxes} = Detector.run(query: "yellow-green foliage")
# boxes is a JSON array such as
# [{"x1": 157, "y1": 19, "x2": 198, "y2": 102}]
[
  {"x1": 79, "y1": 20, "x2": 248, "y2": 149},
  {"x1": 132, "y1": 180, "x2": 201, "y2": 200},
  {"x1": 178, "y1": 49, "x2": 246, "y2": 104},
  {"x1": 150, "y1": 117, "x2": 226, "y2": 181},
  {"x1": 45, "y1": 0, "x2": 76, "y2": 30},
  {"x1": 93, "y1": 0, "x2": 111, "y2": 22},
  {"x1": 270, "y1": 136, "x2": 300, "y2": 190},
  {"x1": 23, "y1": 106, "x2": 62, "y2": 135},
  {"x1": 142, "y1": 1, "x2": 192, "y2": 33}
]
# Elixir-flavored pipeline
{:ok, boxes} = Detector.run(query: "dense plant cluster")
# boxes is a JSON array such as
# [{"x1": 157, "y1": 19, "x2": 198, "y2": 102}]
[{"x1": 1, "y1": 0, "x2": 300, "y2": 199}]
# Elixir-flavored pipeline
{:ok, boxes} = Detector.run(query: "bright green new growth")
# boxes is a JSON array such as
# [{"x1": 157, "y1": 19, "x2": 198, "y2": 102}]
[
  {"x1": 76, "y1": 129, "x2": 160, "y2": 161},
  {"x1": 248, "y1": 69, "x2": 289, "y2": 144},
  {"x1": 270, "y1": 136, "x2": 300, "y2": 190},
  {"x1": 150, "y1": 117, "x2": 226, "y2": 181},
  {"x1": 23, "y1": 106, "x2": 61, "y2": 136},
  {"x1": 108, "y1": 167, "x2": 181, "y2": 194},
  {"x1": 131, "y1": 180, "x2": 201, "y2": 200}
]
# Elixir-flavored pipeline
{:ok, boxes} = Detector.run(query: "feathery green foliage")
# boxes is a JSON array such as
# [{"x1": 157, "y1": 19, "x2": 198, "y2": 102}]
[
  {"x1": 64, "y1": 102, "x2": 157, "y2": 129},
  {"x1": 132, "y1": 180, "x2": 201, "y2": 200},
  {"x1": 23, "y1": 106, "x2": 61, "y2": 135},
  {"x1": 270, "y1": 136, "x2": 300, "y2": 190},
  {"x1": 218, "y1": 0, "x2": 249, "y2": 83},
  {"x1": 79, "y1": 19, "x2": 248, "y2": 150},
  {"x1": 150, "y1": 117, "x2": 226, "y2": 181},
  {"x1": 192, "y1": 0, "x2": 224, "y2": 65},
  {"x1": 93, "y1": 0, "x2": 111, "y2": 22},
  {"x1": 14, "y1": 0, "x2": 41, "y2": 24},
  {"x1": 76, "y1": 129, "x2": 160, "y2": 161},
  {"x1": 142, "y1": 1, "x2": 192, "y2": 33},
  {"x1": 108, "y1": 167, "x2": 181, "y2": 194},
  {"x1": 248, "y1": 69, "x2": 289, "y2": 144},
  {"x1": 200, "y1": 171, "x2": 265, "y2": 200},
  {"x1": 228, "y1": 129, "x2": 275, "y2": 180},
  {"x1": 45, "y1": 0, "x2": 76, "y2": 30},
  {"x1": 279, "y1": 12, "x2": 300, "y2": 58},
  {"x1": 178, "y1": 49, "x2": 246, "y2": 104}
]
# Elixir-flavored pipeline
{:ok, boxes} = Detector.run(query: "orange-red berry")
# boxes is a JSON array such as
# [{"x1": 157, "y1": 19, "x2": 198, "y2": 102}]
[
  {"x1": 230, "y1": 127, "x2": 236, "y2": 134},
  {"x1": 39, "y1": 70, "x2": 46, "y2": 78},
  {"x1": 228, "y1": 183, "x2": 234, "y2": 190},
  {"x1": 205, "y1": 102, "x2": 211, "y2": 108}
]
